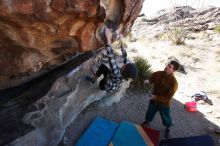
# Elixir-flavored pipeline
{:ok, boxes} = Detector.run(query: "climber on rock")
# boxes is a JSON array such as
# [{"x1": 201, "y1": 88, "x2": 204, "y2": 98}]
[{"x1": 87, "y1": 23, "x2": 138, "y2": 93}]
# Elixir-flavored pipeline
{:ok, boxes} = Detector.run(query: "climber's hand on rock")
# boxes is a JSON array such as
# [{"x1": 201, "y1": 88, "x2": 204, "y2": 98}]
[
  {"x1": 150, "y1": 94, "x2": 155, "y2": 100},
  {"x1": 104, "y1": 28, "x2": 113, "y2": 44},
  {"x1": 144, "y1": 79, "x2": 149, "y2": 84}
]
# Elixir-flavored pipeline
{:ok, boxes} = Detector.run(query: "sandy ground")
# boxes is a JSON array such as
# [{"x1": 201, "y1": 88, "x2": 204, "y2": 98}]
[{"x1": 60, "y1": 31, "x2": 220, "y2": 146}]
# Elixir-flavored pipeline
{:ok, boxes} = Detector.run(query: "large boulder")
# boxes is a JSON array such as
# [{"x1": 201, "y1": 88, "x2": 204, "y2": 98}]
[
  {"x1": 0, "y1": 0, "x2": 144, "y2": 89},
  {"x1": 10, "y1": 58, "x2": 131, "y2": 146}
]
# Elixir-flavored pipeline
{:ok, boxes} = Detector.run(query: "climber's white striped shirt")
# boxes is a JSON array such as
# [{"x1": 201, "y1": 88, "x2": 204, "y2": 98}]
[{"x1": 104, "y1": 44, "x2": 127, "y2": 93}]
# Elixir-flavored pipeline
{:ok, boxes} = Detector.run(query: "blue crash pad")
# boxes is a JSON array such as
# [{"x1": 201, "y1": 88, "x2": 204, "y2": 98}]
[
  {"x1": 109, "y1": 121, "x2": 154, "y2": 146},
  {"x1": 75, "y1": 117, "x2": 118, "y2": 146}
]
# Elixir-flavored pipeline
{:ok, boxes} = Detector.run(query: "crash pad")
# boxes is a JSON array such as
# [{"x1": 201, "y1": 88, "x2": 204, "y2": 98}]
[
  {"x1": 75, "y1": 117, "x2": 118, "y2": 146},
  {"x1": 159, "y1": 135, "x2": 214, "y2": 146},
  {"x1": 109, "y1": 121, "x2": 154, "y2": 146}
]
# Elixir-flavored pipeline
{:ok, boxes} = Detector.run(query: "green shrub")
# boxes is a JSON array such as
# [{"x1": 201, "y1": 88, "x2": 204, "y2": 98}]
[
  {"x1": 214, "y1": 25, "x2": 220, "y2": 34},
  {"x1": 132, "y1": 56, "x2": 153, "y2": 90},
  {"x1": 165, "y1": 26, "x2": 186, "y2": 45}
]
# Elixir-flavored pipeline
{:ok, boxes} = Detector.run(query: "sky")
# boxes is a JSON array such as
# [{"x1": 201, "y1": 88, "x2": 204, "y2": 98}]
[{"x1": 141, "y1": 0, "x2": 220, "y2": 17}]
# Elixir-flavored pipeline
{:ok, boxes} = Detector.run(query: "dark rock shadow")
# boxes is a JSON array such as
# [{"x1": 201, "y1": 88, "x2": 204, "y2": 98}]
[{"x1": 0, "y1": 52, "x2": 93, "y2": 146}]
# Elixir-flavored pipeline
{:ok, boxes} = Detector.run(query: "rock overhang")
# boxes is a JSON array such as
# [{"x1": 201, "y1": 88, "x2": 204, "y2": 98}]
[{"x1": 0, "y1": 0, "x2": 144, "y2": 89}]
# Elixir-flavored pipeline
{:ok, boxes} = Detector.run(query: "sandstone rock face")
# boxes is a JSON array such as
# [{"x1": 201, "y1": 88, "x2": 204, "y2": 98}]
[{"x1": 0, "y1": 0, "x2": 144, "y2": 89}]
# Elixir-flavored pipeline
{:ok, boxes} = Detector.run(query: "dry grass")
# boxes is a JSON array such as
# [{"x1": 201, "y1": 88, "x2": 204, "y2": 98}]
[
  {"x1": 214, "y1": 25, "x2": 220, "y2": 34},
  {"x1": 165, "y1": 24, "x2": 187, "y2": 45}
]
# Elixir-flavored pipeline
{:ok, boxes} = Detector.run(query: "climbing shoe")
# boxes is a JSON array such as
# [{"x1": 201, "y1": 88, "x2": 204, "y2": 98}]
[{"x1": 164, "y1": 128, "x2": 170, "y2": 138}]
